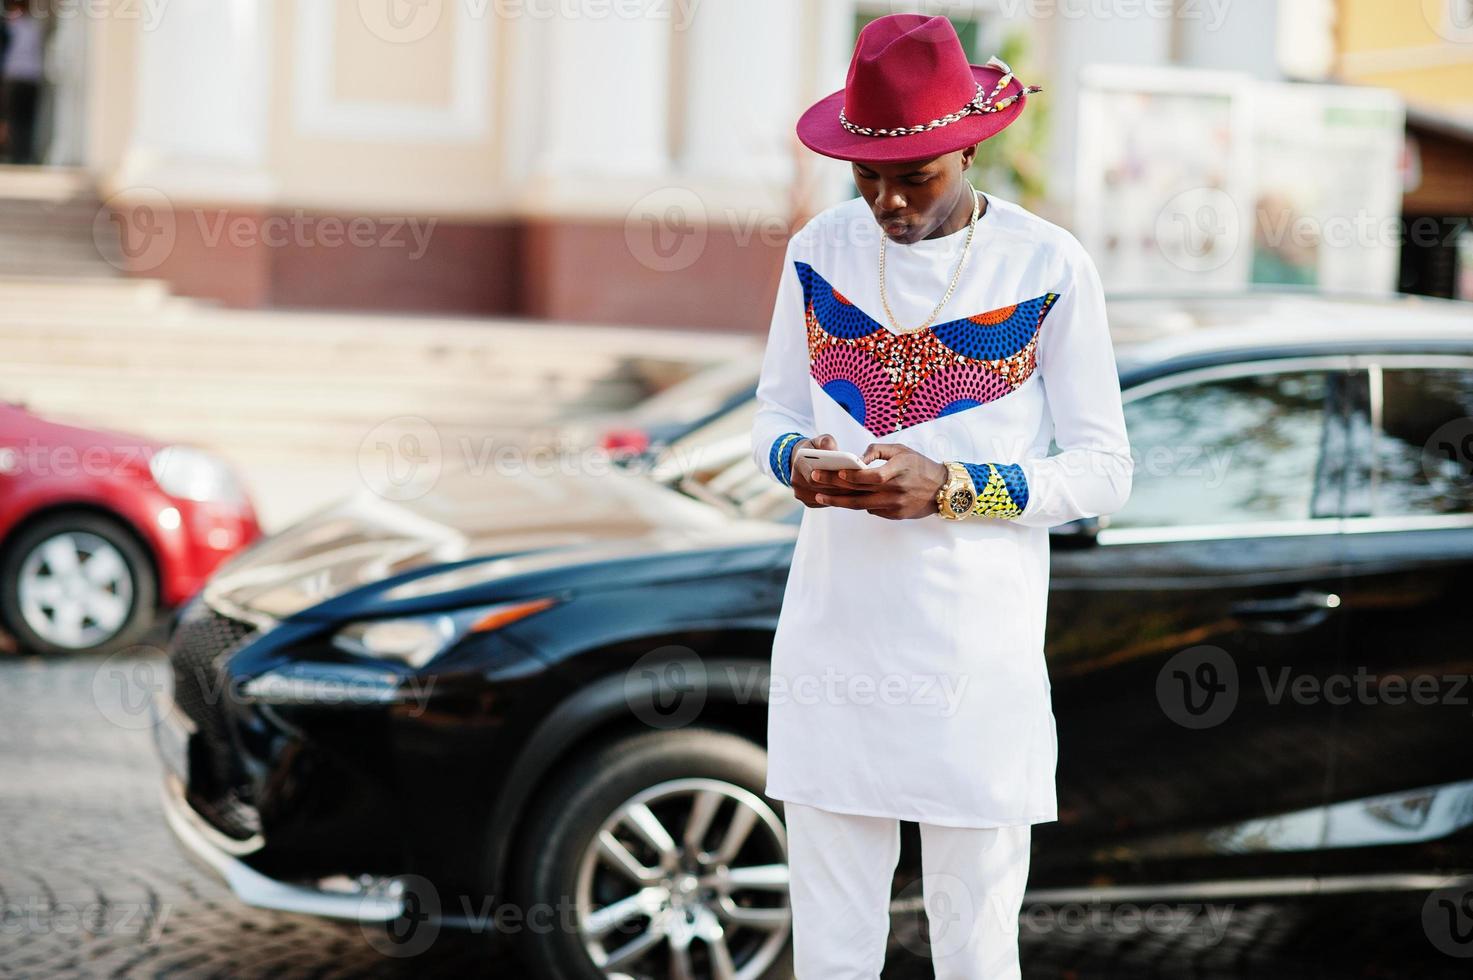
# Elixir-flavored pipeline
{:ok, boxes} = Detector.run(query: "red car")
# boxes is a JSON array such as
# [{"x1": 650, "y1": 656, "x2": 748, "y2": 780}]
[{"x1": 0, "y1": 398, "x2": 261, "y2": 656}]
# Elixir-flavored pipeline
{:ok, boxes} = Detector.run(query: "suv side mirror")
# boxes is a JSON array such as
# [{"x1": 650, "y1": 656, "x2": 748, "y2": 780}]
[{"x1": 1049, "y1": 515, "x2": 1101, "y2": 548}]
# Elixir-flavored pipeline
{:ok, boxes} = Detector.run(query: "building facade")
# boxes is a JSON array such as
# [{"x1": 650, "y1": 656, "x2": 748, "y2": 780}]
[{"x1": 42, "y1": 0, "x2": 1460, "y2": 328}]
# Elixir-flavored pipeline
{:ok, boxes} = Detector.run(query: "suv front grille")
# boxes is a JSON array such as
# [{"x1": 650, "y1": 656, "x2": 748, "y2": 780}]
[{"x1": 167, "y1": 600, "x2": 262, "y2": 839}]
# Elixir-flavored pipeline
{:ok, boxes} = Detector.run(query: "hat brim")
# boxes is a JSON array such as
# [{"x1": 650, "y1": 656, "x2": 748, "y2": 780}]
[{"x1": 796, "y1": 64, "x2": 1029, "y2": 164}]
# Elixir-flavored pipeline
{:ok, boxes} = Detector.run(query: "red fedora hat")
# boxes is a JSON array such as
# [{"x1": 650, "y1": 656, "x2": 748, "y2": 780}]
[{"x1": 796, "y1": 14, "x2": 1043, "y2": 163}]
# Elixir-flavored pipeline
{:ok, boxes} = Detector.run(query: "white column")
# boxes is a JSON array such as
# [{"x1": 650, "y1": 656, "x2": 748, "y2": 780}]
[
  {"x1": 676, "y1": 0, "x2": 802, "y2": 183},
  {"x1": 114, "y1": 0, "x2": 273, "y2": 201},
  {"x1": 532, "y1": 7, "x2": 671, "y2": 178}
]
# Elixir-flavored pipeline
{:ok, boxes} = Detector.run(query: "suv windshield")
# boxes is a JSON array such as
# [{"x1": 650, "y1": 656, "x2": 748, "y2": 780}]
[{"x1": 642, "y1": 398, "x2": 799, "y2": 523}]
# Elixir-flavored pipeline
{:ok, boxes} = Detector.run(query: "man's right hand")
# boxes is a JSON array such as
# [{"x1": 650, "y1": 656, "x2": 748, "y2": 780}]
[{"x1": 788, "y1": 434, "x2": 875, "y2": 508}]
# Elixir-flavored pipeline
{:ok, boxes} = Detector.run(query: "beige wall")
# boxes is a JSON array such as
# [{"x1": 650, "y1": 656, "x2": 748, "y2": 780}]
[
  {"x1": 85, "y1": 1, "x2": 140, "y2": 184},
  {"x1": 267, "y1": 0, "x2": 510, "y2": 215},
  {"x1": 1335, "y1": 0, "x2": 1473, "y2": 112},
  {"x1": 85, "y1": 0, "x2": 816, "y2": 222}
]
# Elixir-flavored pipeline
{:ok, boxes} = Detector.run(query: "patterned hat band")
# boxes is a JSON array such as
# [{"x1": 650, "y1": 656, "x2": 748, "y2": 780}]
[{"x1": 837, "y1": 55, "x2": 1043, "y2": 138}]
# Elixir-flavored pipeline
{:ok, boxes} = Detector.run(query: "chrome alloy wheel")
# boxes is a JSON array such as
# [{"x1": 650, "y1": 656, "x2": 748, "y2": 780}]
[
  {"x1": 575, "y1": 778, "x2": 791, "y2": 980},
  {"x1": 17, "y1": 531, "x2": 134, "y2": 649}
]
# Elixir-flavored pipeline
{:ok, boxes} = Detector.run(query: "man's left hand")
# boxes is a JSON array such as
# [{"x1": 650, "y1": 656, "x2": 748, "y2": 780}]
[{"x1": 814, "y1": 442, "x2": 949, "y2": 520}]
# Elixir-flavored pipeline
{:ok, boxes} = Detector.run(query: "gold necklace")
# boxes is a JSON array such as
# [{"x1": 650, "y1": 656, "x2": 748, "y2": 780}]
[{"x1": 878, "y1": 186, "x2": 981, "y2": 335}]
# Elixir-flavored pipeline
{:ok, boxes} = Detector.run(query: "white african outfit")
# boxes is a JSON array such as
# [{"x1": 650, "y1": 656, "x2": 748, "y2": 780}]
[{"x1": 752, "y1": 191, "x2": 1133, "y2": 828}]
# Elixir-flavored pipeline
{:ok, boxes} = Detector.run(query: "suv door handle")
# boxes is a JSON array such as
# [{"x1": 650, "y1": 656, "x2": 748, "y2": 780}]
[
  {"x1": 1232, "y1": 590, "x2": 1342, "y2": 616},
  {"x1": 1230, "y1": 591, "x2": 1343, "y2": 636}
]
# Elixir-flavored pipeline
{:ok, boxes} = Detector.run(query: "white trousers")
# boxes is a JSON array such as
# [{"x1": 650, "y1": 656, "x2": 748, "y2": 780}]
[{"x1": 784, "y1": 801, "x2": 1032, "y2": 980}]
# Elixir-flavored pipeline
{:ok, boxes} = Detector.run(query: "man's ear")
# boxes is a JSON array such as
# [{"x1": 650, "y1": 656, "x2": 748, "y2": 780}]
[{"x1": 960, "y1": 144, "x2": 977, "y2": 171}]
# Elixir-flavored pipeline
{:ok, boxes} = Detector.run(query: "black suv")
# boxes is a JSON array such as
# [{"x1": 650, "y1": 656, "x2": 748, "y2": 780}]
[{"x1": 153, "y1": 292, "x2": 1473, "y2": 979}]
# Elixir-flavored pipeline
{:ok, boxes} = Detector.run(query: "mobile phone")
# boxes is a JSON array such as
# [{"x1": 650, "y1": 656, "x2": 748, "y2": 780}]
[{"x1": 794, "y1": 448, "x2": 884, "y2": 472}]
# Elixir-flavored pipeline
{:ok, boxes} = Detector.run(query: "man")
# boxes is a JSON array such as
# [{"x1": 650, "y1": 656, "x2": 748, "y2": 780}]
[
  {"x1": 751, "y1": 14, "x2": 1133, "y2": 978},
  {"x1": 2, "y1": 0, "x2": 44, "y2": 165}
]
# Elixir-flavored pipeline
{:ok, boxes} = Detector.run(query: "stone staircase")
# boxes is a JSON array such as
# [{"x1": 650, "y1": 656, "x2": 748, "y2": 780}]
[
  {"x1": 0, "y1": 275, "x2": 758, "y2": 532},
  {"x1": 0, "y1": 166, "x2": 123, "y2": 278},
  {"x1": 0, "y1": 166, "x2": 761, "y2": 531}
]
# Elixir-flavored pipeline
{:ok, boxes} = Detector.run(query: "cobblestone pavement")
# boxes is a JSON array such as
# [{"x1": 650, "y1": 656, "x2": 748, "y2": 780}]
[
  {"x1": 0, "y1": 646, "x2": 499, "y2": 979},
  {"x1": 1, "y1": 647, "x2": 1465, "y2": 979}
]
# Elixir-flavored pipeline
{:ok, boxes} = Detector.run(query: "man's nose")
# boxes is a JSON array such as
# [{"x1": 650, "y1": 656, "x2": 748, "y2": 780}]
[{"x1": 878, "y1": 185, "x2": 907, "y2": 211}]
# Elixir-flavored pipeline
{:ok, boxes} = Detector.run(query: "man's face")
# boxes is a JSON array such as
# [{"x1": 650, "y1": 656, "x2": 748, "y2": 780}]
[{"x1": 851, "y1": 149, "x2": 971, "y2": 245}]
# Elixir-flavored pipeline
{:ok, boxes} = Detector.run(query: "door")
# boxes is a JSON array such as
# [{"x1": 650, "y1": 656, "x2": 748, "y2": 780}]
[
  {"x1": 1323, "y1": 355, "x2": 1473, "y2": 876},
  {"x1": 1033, "y1": 357, "x2": 1353, "y2": 889}
]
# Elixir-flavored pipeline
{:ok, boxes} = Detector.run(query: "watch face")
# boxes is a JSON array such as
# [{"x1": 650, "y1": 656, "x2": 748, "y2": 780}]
[{"x1": 948, "y1": 486, "x2": 975, "y2": 514}]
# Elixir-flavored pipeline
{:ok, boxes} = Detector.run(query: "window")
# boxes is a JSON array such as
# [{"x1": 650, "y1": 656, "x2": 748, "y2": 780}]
[
  {"x1": 1111, "y1": 370, "x2": 1336, "y2": 530},
  {"x1": 1372, "y1": 367, "x2": 1473, "y2": 517}
]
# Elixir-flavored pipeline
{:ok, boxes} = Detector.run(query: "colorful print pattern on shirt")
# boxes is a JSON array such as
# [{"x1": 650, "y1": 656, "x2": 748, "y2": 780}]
[{"x1": 795, "y1": 261, "x2": 1060, "y2": 438}]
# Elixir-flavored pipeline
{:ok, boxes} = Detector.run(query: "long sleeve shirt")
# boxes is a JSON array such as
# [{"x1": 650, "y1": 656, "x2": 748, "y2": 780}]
[{"x1": 749, "y1": 190, "x2": 1132, "y2": 826}]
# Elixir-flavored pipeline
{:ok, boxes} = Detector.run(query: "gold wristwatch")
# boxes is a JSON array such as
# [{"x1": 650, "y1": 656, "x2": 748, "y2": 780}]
[{"x1": 935, "y1": 461, "x2": 976, "y2": 521}]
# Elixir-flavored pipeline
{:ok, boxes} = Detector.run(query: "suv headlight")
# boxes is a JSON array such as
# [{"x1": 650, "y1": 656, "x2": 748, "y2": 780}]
[
  {"x1": 330, "y1": 598, "x2": 557, "y2": 669},
  {"x1": 150, "y1": 445, "x2": 246, "y2": 504}
]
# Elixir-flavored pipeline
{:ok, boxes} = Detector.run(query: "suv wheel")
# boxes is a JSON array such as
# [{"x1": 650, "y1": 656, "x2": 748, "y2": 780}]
[
  {"x1": 514, "y1": 727, "x2": 793, "y2": 980},
  {"x1": 0, "y1": 513, "x2": 156, "y2": 656}
]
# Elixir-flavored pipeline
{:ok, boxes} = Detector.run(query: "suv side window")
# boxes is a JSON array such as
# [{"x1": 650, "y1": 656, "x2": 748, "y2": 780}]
[
  {"x1": 1373, "y1": 367, "x2": 1473, "y2": 516},
  {"x1": 1111, "y1": 370, "x2": 1336, "y2": 530}
]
